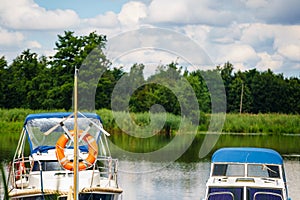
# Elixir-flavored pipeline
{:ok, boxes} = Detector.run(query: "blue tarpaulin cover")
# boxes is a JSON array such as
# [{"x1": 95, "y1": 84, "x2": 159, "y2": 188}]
[
  {"x1": 24, "y1": 112, "x2": 101, "y2": 124},
  {"x1": 212, "y1": 147, "x2": 283, "y2": 165}
]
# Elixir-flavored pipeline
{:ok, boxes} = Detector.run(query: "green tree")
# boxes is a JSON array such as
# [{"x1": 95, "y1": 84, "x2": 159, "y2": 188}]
[
  {"x1": 186, "y1": 70, "x2": 211, "y2": 113},
  {"x1": 0, "y1": 56, "x2": 8, "y2": 107},
  {"x1": 48, "y1": 31, "x2": 107, "y2": 110},
  {"x1": 111, "y1": 63, "x2": 145, "y2": 112},
  {"x1": 5, "y1": 50, "x2": 48, "y2": 109},
  {"x1": 245, "y1": 69, "x2": 287, "y2": 113},
  {"x1": 146, "y1": 62, "x2": 182, "y2": 115},
  {"x1": 96, "y1": 67, "x2": 124, "y2": 109},
  {"x1": 227, "y1": 71, "x2": 252, "y2": 113},
  {"x1": 26, "y1": 55, "x2": 51, "y2": 109},
  {"x1": 287, "y1": 77, "x2": 300, "y2": 113},
  {"x1": 218, "y1": 62, "x2": 234, "y2": 112}
]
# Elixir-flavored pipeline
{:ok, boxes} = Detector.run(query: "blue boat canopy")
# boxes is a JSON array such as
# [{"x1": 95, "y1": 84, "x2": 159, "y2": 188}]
[
  {"x1": 212, "y1": 147, "x2": 283, "y2": 165},
  {"x1": 24, "y1": 112, "x2": 101, "y2": 124}
]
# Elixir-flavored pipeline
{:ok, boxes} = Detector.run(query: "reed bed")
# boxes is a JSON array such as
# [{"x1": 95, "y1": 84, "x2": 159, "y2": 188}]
[
  {"x1": 222, "y1": 113, "x2": 300, "y2": 134},
  {"x1": 0, "y1": 109, "x2": 299, "y2": 136}
]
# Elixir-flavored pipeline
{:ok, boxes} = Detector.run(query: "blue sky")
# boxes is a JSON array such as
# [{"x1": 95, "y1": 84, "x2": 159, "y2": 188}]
[
  {"x1": 35, "y1": 0, "x2": 130, "y2": 18},
  {"x1": 0, "y1": 0, "x2": 299, "y2": 77}
]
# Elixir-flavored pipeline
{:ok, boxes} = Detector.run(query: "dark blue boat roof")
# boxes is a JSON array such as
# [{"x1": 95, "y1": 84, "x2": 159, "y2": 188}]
[
  {"x1": 24, "y1": 112, "x2": 101, "y2": 124},
  {"x1": 212, "y1": 147, "x2": 283, "y2": 165}
]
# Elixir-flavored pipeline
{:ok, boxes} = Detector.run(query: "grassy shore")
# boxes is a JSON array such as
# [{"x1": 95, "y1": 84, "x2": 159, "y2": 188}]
[
  {"x1": 222, "y1": 113, "x2": 300, "y2": 134},
  {"x1": 0, "y1": 108, "x2": 299, "y2": 136}
]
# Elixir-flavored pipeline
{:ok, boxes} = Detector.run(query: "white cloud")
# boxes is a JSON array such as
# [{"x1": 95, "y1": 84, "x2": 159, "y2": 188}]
[
  {"x1": 0, "y1": 0, "x2": 299, "y2": 77},
  {"x1": 241, "y1": 23, "x2": 300, "y2": 47},
  {"x1": 240, "y1": 23, "x2": 274, "y2": 47},
  {"x1": 26, "y1": 41, "x2": 42, "y2": 49},
  {"x1": 148, "y1": 0, "x2": 189, "y2": 23},
  {"x1": 272, "y1": 26, "x2": 300, "y2": 49},
  {"x1": 256, "y1": 52, "x2": 283, "y2": 71},
  {"x1": 84, "y1": 11, "x2": 120, "y2": 28},
  {"x1": 148, "y1": 0, "x2": 234, "y2": 26},
  {"x1": 278, "y1": 45, "x2": 300, "y2": 62},
  {"x1": 244, "y1": 0, "x2": 300, "y2": 24},
  {"x1": 209, "y1": 23, "x2": 243, "y2": 44},
  {"x1": 243, "y1": 0, "x2": 270, "y2": 9},
  {"x1": 116, "y1": 49, "x2": 178, "y2": 65},
  {"x1": 118, "y1": 1, "x2": 148, "y2": 27},
  {"x1": 182, "y1": 25, "x2": 211, "y2": 46},
  {"x1": 0, "y1": 27, "x2": 24, "y2": 46},
  {"x1": 240, "y1": 23, "x2": 300, "y2": 62},
  {"x1": 0, "y1": 0, "x2": 80, "y2": 30},
  {"x1": 216, "y1": 44, "x2": 259, "y2": 65}
]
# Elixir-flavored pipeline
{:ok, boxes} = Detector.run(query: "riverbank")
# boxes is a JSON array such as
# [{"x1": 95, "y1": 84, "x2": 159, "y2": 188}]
[{"x1": 0, "y1": 108, "x2": 299, "y2": 136}]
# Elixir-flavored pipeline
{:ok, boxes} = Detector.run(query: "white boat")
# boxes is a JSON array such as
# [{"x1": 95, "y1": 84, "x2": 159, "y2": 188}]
[
  {"x1": 7, "y1": 112, "x2": 122, "y2": 200},
  {"x1": 204, "y1": 147, "x2": 291, "y2": 200}
]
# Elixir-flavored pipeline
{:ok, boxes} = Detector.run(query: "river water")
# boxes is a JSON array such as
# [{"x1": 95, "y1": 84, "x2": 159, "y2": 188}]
[
  {"x1": 1, "y1": 159, "x2": 299, "y2": 199},
  {"x1": 1, "y1": 133, "x2": 300, "y2": 199},
  {"x1": 117, "y1": 159, "x2": 300, "y2": 200}
]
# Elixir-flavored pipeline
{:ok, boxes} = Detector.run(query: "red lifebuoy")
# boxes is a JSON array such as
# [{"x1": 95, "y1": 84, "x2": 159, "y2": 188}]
[
  {"x1": 15, "y1": 161, "x2": 26, "y2": 180},
  {"x1": 55, "y1": 130, "x2": 98, "y2": 171}
]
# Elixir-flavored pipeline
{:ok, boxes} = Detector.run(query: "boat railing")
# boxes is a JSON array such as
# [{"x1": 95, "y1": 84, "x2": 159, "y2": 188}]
[
  {"x1": 9, "y1": 156, "x2": 120, "y2": 189},
  {"x1": 206, "y1": 191, "x2": 234, "y2": 200},
  {"x1": 253, "y1": 192, "x2": 283, "y2": 200},
  {"x1": 96, "y1": 156, "x2": 119, "y2": 182},
  {"x1": 10, "y1": 157, "x2": 32, "y2": 189}
]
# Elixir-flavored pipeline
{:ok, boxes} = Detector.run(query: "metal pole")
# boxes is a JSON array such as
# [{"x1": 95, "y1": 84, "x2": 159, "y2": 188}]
[
  {"x1": 73, "y1": 68, "x2": 79, "y2": 200},
  {"x1": 239, "y1": 82, "x2": 244, "y2": 114}
]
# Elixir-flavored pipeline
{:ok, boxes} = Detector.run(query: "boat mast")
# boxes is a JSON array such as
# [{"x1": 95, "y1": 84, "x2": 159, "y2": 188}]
[{"x1": 73, "y1": 68, "x2": 79, "y2": 200}]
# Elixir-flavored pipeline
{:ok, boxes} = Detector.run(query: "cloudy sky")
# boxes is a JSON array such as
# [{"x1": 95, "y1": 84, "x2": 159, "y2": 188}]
[{"x1": 1, "y1": 0, "x2": 299, "y2": 77}]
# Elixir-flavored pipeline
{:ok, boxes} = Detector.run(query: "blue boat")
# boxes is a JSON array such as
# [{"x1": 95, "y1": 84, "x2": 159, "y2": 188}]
[{"x1": 204, "y1": 147, "x2": 291, "y2": 200}]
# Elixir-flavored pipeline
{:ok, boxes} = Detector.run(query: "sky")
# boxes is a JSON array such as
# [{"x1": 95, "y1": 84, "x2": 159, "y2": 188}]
[{"x1": 0, "y1": 0, "x2": 300, "y2": 77}]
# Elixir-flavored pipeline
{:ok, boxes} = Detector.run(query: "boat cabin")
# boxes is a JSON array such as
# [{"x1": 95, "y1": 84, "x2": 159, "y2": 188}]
[{"x1": 205, "y1": 147, "x2": 290, "y2": 200}]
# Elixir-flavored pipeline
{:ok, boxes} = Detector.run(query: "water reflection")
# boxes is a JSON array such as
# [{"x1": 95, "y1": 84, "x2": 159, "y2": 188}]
[
  {"x1": 1, "y1": 159, "x2": 299, "y2": 199},
  {"x1": 118, "y1": 161, "x2": 210, "y2": 200},
  {"x1": 110, "y1": 133, "x2": 300, "y2": 162},
  {"x1": 284, "y1": 160, "x2": 300, "y2": 197},
  {"x1": 118, "y1": 159, "x2": 300, "y2": 200}
]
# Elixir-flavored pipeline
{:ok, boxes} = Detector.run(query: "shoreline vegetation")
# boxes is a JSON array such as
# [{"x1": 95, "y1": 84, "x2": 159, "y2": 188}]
[{"x1": 0, "y1": 108, "x2": 299, "y2": 137}]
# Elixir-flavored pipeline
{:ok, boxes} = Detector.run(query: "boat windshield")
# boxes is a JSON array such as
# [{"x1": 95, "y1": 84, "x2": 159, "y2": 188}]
[
  {"x1": 25, "y1": 116, "x2": 102, "y2": 153},
  {"x1": 247, "y1": 164, "x2": 280, "y2": 178},
  {"x1": 212, "y1": 164, "x2": 244, "y2": 177}
]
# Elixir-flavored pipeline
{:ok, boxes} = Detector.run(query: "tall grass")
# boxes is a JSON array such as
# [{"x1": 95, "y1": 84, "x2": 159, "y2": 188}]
[
  {"x1": 0, "y1": 109, "x2": 299, "y2": 135},
  {"x1": 222, "y1": 113, "x2": 300, "y2": 134},
  {"x1": 97, "y1": 109, "x2": 185, "y2": 136},
  {"x1": 0, "y1": 108, "x2": 67, "y2": 122}
]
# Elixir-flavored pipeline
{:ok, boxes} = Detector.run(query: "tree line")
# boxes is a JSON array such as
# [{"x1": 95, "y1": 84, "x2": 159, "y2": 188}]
[{"x1": 0, "y1": 31, "x2": 299, "y2": 114}]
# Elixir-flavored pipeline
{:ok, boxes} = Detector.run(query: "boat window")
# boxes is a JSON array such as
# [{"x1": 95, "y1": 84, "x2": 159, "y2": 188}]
[
  {"x1": 32, "y1": 161, "x2": 63, "y2": 171},
  {"x1": 248, "y1": 164, "x2": 280, "y2": 178},
  {"x1": 213, "y1": 164, "x2": 227, "y2": 176},
  {"x1": 247, "y1": 188, "x2": 283, "y2": 200},
  {"x1": 213, "y1": 164, "x2": 244, "y2": 177},
  {"x1": 208, "y1": 187, "x2": 243, "y2": 200}
]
